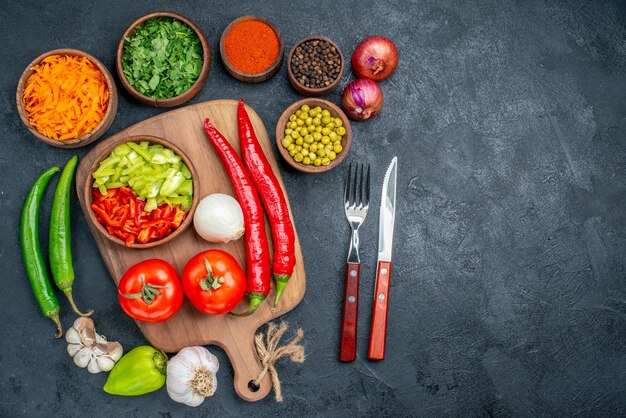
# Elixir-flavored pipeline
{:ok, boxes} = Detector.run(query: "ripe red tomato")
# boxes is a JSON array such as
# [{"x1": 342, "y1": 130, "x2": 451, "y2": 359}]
[
  {"x1": 182, "y1": 250, "x2": 246, "y2": 315},
  {"x1": 118, "y1": 259, "x2": 184, "y2": 322}
]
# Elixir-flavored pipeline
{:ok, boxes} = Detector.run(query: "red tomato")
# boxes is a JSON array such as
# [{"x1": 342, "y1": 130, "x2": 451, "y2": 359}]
[
  {"x1": 182, "y1": 250, "x2": 246, "y2": 315},
  {"x1": 118, "y1": 259, "x2": 184, "y2": 322}
]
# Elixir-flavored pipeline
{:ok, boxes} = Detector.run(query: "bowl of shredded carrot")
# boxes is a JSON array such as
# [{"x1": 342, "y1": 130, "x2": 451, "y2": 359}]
[{"x1": 16, "y1": 48, "x2": 118, "y2": 148}]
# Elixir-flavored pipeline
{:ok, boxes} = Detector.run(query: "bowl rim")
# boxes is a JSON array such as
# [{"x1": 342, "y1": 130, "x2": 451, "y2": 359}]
[
  {"x1": 116, "y1": 11, "x2": 211, "y2": 107},
  {"x1": 287, "y1": 36, "x2": 345, "y2": 95},
  {"x1": 275, "y1": 98, "x2": 352, "y2": 174},
  {"x1": 84, "y1": 134, "x2": 199, "y2": 249},
  {"x1": 15, "y1": 48, "x2": 118, "y2": 148},
  {"x1": 219, "y1": 15, "x2": 285, "y2": 82}
]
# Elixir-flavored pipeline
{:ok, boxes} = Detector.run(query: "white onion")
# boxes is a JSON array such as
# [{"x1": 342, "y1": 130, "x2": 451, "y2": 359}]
[{"x1": 193, "y1": 193, "x2": 245, "y2": 243}]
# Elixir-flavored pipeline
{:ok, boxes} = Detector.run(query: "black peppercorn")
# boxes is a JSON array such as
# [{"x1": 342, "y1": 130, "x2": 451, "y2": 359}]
[{"x1": 291, "y1": 39, "x2": 341, "y2": 89}]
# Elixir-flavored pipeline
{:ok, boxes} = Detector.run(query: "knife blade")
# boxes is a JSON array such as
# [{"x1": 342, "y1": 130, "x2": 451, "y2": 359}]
[
  {"x1": 377, "y1": 157, "x2": 397, "y2": 262},
  {"x1": 368, "y1": 156, "x2": 397, "y2": 360}
]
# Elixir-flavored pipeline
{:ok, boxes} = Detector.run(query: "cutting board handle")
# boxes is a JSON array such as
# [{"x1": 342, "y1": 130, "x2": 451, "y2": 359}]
[{"x1": 229, "y1": 331, "x2": 273, "y2": 402}]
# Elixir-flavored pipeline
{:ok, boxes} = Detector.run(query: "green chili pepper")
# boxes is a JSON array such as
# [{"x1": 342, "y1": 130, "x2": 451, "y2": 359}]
[
  {"x1": 20, "y1": 166, "x2": 62, "y2": 338},
  {"x1": 49, "y1": 155, "x2": 93, "y2": 317},
  {"x1": 104, "y1": 346, "x2": 167, "y2": 396}
]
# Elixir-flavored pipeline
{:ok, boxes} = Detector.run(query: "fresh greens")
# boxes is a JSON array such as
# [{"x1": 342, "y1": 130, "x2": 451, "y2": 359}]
[
  {"x1": 92, "y1": 142, "x2": 193, "y2": 212},
  {"x1": 121, "y1": 17, "x2": 203, "y2": 99}
]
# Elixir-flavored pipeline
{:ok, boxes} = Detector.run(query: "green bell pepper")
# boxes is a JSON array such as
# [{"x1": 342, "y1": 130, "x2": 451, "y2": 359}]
[{"x1": 103, "y1": 346, "x2": 167, "y2": 396}]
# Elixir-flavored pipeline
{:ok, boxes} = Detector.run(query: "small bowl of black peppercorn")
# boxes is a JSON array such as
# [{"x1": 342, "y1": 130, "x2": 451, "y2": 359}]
[{"x1": 287, "y1": 36, "x2": 344, "y2": 96}]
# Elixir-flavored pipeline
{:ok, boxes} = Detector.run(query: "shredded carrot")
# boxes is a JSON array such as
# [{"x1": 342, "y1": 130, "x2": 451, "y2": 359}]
[{"x1": 22, "y1": 55, "x2": 109, "y2": 141}]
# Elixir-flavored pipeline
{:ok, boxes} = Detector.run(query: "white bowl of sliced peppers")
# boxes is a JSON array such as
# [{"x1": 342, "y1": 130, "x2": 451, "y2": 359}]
[{"x1": 85, "y1": 135, "x2": 198, "y2": 248}]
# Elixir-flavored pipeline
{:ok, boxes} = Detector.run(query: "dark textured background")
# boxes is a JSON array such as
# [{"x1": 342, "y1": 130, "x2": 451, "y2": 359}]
[{"x1": 1, "y1": 0, "x2": 625, "y2": 416}]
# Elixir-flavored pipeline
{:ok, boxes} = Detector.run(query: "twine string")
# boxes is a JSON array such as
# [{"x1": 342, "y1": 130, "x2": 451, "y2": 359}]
[{"x1": 253, "y1": 322, "x2": 305, "y2": 402}]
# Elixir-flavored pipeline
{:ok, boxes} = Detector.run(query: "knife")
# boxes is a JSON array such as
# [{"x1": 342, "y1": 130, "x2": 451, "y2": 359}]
[{"x1": 368, "y1": 156, "x2": 397, "y2": 360}]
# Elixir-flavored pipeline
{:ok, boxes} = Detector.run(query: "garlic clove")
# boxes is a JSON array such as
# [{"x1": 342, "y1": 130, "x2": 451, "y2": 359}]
[
  {"x1": 65, "y1": 327, "x2": 82, "y2": 345},
  {"x1": 87, "y1": 357, "x2": 101, "y2": 374},
  {"x1": 167, "y1": 380, "x2": 195, "y2": 406},
  {"x1": 72, "y1": 317, "x2": 95, "y2": 334},
  {"x1": 80, "y1": 327, "x2": 97, "y2": 347},
  {"x1": 96, "y1": 355, "x2": 116, "y2": 372},
  {"x1": 186, "y1": 391, "x2": 207, "y2": 407},
  {"x1": 201, "y1": 350, "x2": 220, "y2": 374},
  {"x1": 74, "y1": 347, "x2": 92, "y2": 368},
  {"x1": 92, "y1": 343, "x2": 108, "y2": 356},
  {"x1": 67, "y1": 343, "x2": 83, "y2": 357},
  {"x1": 106, "y1": 342, "x2": 124, "y2": 361},
  {"x1": 95, "y1": 332, "x2": 108, "y2": 344}
]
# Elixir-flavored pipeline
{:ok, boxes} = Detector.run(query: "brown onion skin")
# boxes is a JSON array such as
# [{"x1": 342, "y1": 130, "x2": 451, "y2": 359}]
[
  {"x1": 341, "y1": 79, "x2": 384, "y2": 121},
  {"x1": 351, "y1": 36, "x2": 399, "y2": 81}
]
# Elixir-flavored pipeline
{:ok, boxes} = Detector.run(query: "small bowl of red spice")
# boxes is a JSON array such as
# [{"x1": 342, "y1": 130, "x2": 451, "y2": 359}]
[{"x1": 220, "y1": 16, "x2": 284, "y2": 83}]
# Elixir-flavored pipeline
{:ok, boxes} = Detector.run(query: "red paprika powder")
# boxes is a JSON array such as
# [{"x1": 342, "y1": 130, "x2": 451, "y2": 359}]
[{"x1": 224, "y1": 20, "x2": 279, "y2": 74}]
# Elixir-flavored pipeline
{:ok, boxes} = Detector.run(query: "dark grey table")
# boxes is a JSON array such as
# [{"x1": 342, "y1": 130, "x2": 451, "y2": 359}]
[{"x1": 1, "y1": 1, "x2": 625, "y2": 416}]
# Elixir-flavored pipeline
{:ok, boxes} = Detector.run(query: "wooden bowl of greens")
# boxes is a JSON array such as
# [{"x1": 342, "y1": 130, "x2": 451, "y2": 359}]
[{"x1": 116, "y1": 12, "x2": 211, "y2": 108}]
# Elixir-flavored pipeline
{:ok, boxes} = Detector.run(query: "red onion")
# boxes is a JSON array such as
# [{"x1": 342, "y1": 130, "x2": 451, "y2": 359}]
[
  {"x1": 351, "y1": 36, "x2": 399, "y2": 81},
  {"x1": 341, "y1": 79, "x2": 384, "y2": 121}
]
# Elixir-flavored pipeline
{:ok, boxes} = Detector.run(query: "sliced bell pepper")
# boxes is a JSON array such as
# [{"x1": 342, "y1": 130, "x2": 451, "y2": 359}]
[{"x1": 91, "y1": 187, "x2": 187, "y2": 247}]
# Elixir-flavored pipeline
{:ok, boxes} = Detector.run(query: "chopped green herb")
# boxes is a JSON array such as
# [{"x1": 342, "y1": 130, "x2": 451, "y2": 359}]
[{"x1": 122, "y1": 17, "x2": 203, "y2": 99}]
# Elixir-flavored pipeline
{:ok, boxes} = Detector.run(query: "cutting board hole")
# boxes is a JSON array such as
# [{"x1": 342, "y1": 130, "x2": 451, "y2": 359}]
[{"x1": 248, "y1": 380, "x2": 260, "y2": 392}]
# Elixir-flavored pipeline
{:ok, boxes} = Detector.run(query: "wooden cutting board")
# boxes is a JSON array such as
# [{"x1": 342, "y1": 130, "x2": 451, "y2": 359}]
[{"x1": 75, "y1": 99, "x2": 306, "y2": 402}]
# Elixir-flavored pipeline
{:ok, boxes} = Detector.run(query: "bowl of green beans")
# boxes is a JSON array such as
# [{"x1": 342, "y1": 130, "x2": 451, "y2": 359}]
[{"x1": 275, "y1": 98, "x2": 352, "y2": 174}]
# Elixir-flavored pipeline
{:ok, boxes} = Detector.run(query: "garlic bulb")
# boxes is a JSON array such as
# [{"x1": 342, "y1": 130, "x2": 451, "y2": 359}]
[
  {"x1": 65, "y1": 317, "x2": 123, "y2": 373},
  {"x1": 193, "y1": 194, "x2": 245, "y2": 243},
  {"x1": 167, "y1": 346, "x2": 219, "y2": 406}
]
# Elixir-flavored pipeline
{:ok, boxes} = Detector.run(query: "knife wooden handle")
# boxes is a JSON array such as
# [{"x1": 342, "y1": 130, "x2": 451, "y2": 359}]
[
  {"x1": 368, "y1": 261, "x2": 391, "y2": 360},
  {"x1": 339, "y1": 262, "x2": 360, "y2": 362}
]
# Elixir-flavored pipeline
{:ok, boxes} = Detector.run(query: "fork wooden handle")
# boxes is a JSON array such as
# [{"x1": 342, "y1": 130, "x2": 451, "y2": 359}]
[
  {"x1": 339, "y1": 262, "x2": 360, "y2": 362},
  {"x1": 368, "y1": 261, "x2": 391, "y2": 360}
]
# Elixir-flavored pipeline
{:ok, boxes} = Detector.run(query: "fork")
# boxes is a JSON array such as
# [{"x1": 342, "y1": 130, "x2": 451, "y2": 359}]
[{"x1": 339, "y1": 162, "x2": 370, "y2": 362}]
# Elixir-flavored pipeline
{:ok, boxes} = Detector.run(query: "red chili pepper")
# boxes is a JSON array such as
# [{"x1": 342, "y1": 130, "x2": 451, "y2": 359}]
[
  {"x1": 238, "y1": 99, "x2": 296, "y2": 306},
  {"x1": 203, "y1": 118, "x2": 271, "y2": 314}
]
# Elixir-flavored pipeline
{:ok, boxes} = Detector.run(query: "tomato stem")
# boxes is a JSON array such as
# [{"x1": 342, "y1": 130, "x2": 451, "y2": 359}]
[
  {"x1": 119, "y1": 278, "x2": 167, "y2": 305},
  {"x1": 199, "y1": 257, "x2": 224, "y2": 292}
]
